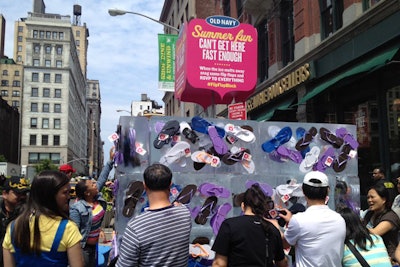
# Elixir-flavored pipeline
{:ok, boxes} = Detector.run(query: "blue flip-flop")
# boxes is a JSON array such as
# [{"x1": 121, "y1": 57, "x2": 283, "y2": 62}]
[
  {"x1": 191, "y1": 116, "x2": 225, "y2": 137},
  {"x1": 261, "y1": 126, "x2": 292, "y2": 153}
]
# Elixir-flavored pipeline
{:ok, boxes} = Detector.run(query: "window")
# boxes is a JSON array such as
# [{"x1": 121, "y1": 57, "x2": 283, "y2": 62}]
[
  {"x1": 54, "y1": 119, "x2": 61, "y2": 129},
  {"x1": 54, "y1": 103, "x2": 61, "y2": 113},
  {"x1": 34, "y1": 44, "x2": 40, "y2": 53},
  {"x1": 17, "y1": 56, "x2": 22, "y2": 62},
  {"x1": 42, "y1": 103, "x2": 50, "y2": 112},
  {"x1": 53, "y1": 135, "x2": 60, "y2": 146},
  {"x1": 1, "y1": 90, "x2": 8, "y2": 96},
  {"x1": 320, "y1": 0, "x2": 344, "y2": 40},
  {"x1": 52, "y1": 32, "x2": 57, "y2": 39},
  {"x1": 55, "y1": 74, "x2": 62, "y2": 83},
  {"x1": 46, "y1": 31, "x2": 51, "y2": 39},
  {"x1": 76, "y1": 30, "x2": 80, "y2": 37},
  {"x1": 17, "y1": 36, "x2": 23, "y2": 42},
  {"x1": 2, "y1": 70, "x2": 8, "y2": 75},
  {"x1": 18, "y1": 26, "x2": 23, "y2": 32},
  {"x1": 45, "y1": 60, "x2": 51, "y2": 67},
  {"x1": 31, "y1": 88, "x2": 38, "y2": 97},
  {"x1": 45, "y1": 45, "x2": 51, "y2": 54},
  {"x1": 33, "y1": 59, "x2": 40, "y2": 66},
  {"x1": 30, "y1": 118, "x2": 38, "y2": 128},
  {"x1": 1, "y1": 80, "x2": 9, "y2": 86},
  {"x1": 33, "y1": 30, "x2": 38, "y2": 38},
  {"x1": 54, "y1": 89, "x2": 61, "y2": 98},
  {"x1": 29, "y1": 135, "x2": 37, "y2": 145},
  {"x1": 32, "y1": 73, "x2": 39, "y2": 82},
  {"x1": 12, "y1": 101, "x2": 19, "y2": 107},
  {"x1": 39, "y1": 31, "x2": 44, "y2": 39},
  {"x1": 31, "y1": 103, "x2": 38, "y2": 112},
  {"x1": 43, "y1": 88, "x2": 50, "y2": 97},
  {"x1": 76, "y1": 40, "x2": 80, "y2": 47},
  {"x1": 17, "y1": 45, "x2": 22, "y2": 52},
  {"x1": 14, "y1": 71, "x2": 20, "y2": 76},
  {"x1": 42, "y1": 135, "x2": 49, "y2": 146},
  {"x1": 59, "y1": 32, "x2": 64, "y2": 40},
  {"x1": 29, "y1": 153, "x2": 60, "y2": 164},
  {"x1": 56, "y1": 46, "x2": 63, "y2": 55},
  {"x1": 42, "y1": 118, "x2": 49, "y2": 129},
  {"x1": 280, "y1": 1, "x2": 294, "y2": 67},
  {"x1": 12, "y1": 81, "x2": 21, "y2": 87},
  {"x1": 12, "y1": 90, "x2": 20, "y2": 97},
  {"x1": 56, "y1": 60, "x2": 62, "y2": 68},
  {"x1": 28, "y1": 153, "x2": 38, "y2": 164},
  {"x1": 43, "y1": 73, "x2": 51, "y2": 83}
]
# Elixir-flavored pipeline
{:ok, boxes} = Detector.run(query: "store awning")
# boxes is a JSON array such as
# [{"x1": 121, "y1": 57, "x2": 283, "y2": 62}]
[
  {"x1": 298, "y1": 47, "x2": 399, "y2": 105},
  {"x1": 254, "y1": 96, "x2": 296, "y2": 121}
]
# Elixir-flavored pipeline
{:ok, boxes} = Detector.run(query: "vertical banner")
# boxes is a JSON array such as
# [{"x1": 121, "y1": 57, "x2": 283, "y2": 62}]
[{"x1": 158, "y1": 34, "x2": 178, "y2": 92}]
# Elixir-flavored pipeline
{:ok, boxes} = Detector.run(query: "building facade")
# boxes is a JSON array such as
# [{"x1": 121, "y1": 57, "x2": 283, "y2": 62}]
[{"x1": 160, "y1": 0, "x2": 400, "y2": 202}]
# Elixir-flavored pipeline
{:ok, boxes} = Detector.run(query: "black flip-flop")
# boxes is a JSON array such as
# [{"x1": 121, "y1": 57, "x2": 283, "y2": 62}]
[
  {"x1": 153, "y1": 120, "x2": 180, "y2": 149},
  {"x1": 122, "y1": 181, "x2": 144, "y2": 218},
  {"x1": 195, "y1": 196, "x2": 218, "y2": 225},
  {"x1": 174, "y1": 184, "x2": 197, "y2": 204}
]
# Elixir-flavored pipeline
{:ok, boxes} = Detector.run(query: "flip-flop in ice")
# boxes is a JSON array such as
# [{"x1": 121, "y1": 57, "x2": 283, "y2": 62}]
[
  {"x1": 261, "y1": 126, "x2": 292, "y2": 153},
  {"x1": 333, "y1": 144, "x2": 352, "y2": 172},
  {"x1": 224, "y1": 123, "x2": 256, "y2": 143},
  {"x1": 208, "y1": 126, "x2": 228, "y2": 155},
  {"x1": 276, "y1": 146, "x2": 303, "y2": 163},
  {"x1": 195, "y1": 196, "x2": 218, "y2": 225},
  {"x1": 153, "y1": 120, "x2": 180, "y2": 149},
  {"x1": 189, "y1": 243, "x2": 215, "y2": 260},
  {"x1": 174, "y1": 184, "x2": 197, "y2": 204},
  {"x1": 210, "y1": 203, "x2": 232, "y2": 235},
  {"x1": 269, "y1": 150, "x2": 285, "y2": 163},
  {"x1": 314, "y1": 146, "x2": 335, "y2": 172},
  {"x1": 191, "y1": 150, "x2": 221, "y2": 168},
  {"x1": 245, "y1": 180, "x2": 273, "y2": 196},
  {"x1": 268, "y1": 126, "x2": 296, "y2": 147},
  {"x1": 198, "y1": 182, "x2": 230, "y2": 198},
  {"x1": 122, "y1": 181, "x2": 144, "y2": 218},
  {"x1": 221, "y1": 148, "x2": 251, "y2": 165},
  {"x1": 295, "y1": 127, "x2": 317, "y2": 151},
  {"x1": 299, "y1": 146, "x2": 320, "y2": 173},
  {"x1": 296, "y1": 127, "x2": 310, "y2": 158},
  {"x1": 319, "y1": 127, "x2": 344, "y2": 148},
  {"x1": 159, "y1": 141, "x2": 191, "y2": 166},
  {"x1": 241, "y1": 159, "x2": 255, "y2": 174},
  {"x1": 191, "y1": 116, "x2": 225, "y2": 137},
  {"x1": 180, "y1": 121, "x2": 199, "y2": 144},
  {"x1": 335, "y1": 127, "x2": 359, "y2": 149}
]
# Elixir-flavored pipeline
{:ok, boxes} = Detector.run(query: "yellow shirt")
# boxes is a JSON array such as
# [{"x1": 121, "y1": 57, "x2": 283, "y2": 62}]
[{"x1": 2, "y1": 215, "x2": 82, "y2": 253}]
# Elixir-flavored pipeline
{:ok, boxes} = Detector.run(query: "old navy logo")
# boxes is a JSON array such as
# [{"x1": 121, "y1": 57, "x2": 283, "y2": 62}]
[{"x1": 206, "y1": 16, "x2": 240, "y2": 28}]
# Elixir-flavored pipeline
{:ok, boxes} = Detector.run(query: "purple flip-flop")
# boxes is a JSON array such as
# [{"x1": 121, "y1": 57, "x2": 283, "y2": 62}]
[
  {"x1": 208, "y1": 126, "x2": 228, "y2": 155},
  {"x1": 245, "y1": 180, "x2": 273, "y2": 196},
  {"x1": 198, "y1": 182, "x2": 230, "y2": 198},
  {"x1": 314, "y1": 147, "x2": 335, "y2": 172},
  {"x1": 210, "y1": 203, "x2": 232, "y2": 235},
  {"x1": 335, "y1": 127, "x2": 359, "y2": 149},
  {"x1": 276, "y1": 146, "x2": 303, "y2": 164}
]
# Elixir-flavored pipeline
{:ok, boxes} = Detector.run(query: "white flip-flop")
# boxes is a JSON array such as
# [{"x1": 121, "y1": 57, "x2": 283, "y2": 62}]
[{"x1": 159, "y1": 141, "x2": 191, "y2": 166}]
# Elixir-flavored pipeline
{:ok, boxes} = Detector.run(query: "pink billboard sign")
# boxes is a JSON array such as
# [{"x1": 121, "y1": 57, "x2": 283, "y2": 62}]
[{"x1": 175, "y1": 17, "x2": 258, "y2": 109}]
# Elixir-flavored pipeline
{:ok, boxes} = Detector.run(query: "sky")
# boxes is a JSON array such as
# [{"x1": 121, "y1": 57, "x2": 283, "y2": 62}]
[{"x1": 0, "y1": 0, "x2": 167, "y2": 163}]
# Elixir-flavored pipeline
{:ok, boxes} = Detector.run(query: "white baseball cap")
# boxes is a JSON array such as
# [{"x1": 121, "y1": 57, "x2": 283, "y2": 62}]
[{"x1": 303, "y1": 171, "x2": 329, "y2": 187}]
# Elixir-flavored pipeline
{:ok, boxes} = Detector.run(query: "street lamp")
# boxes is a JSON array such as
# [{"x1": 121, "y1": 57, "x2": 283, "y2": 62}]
[
  {"x1": 108, "y1": 8, "x2": 179, "y2": 33},
  {"x1": 116, "y1": 109, "x2": 131, "y2": 115}
]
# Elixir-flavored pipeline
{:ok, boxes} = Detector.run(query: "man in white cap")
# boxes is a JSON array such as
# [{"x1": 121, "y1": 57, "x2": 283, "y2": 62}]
[{"x1": 279, "y1": 171, "x2": 346, "y2": 267}]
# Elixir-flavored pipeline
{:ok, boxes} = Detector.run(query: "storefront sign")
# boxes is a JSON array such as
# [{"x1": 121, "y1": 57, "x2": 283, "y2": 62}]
[
  {"x1": 175, "y1": 17, "x2": 257, "y2": 109},
  {"x1": 246, "y1": 63, "x2": 310, "y2": 112},
  {"x1": 228, "y1": 102, "x2": 247, "y2": 120},
  {"x1": 158, "y1": 34, "x2": 178, "y2": 92},
  {"x1": 354, "y1": 103, "x2": 370, "y2": 148}
]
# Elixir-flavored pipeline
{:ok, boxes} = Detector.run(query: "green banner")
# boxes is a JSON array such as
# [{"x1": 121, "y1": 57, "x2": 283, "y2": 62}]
[{"x1": 158, "y1": 34, "x2": 178, "y2": 92}]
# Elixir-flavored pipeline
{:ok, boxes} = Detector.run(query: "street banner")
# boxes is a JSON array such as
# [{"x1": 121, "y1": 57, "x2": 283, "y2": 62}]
[{"x1": 158, "y1": 34, "x2": 178, "y2": 92}]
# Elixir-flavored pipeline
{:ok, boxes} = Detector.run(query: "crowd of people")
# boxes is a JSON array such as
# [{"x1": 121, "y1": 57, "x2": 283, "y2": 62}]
[{"x1": 1, "y1": 160, "x2": 400, "y2": 266}]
